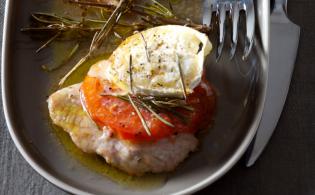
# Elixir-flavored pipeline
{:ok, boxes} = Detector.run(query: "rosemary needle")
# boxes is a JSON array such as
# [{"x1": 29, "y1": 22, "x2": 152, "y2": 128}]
[
  {"x1": 128, "y1": 94, "x2": 152, "y2": 136},
  {"x1": 36, "y1": 32, "x2": 61, "y2": 53},
  {"x1": 59, "y1": 0, "x2": 129, "y2": 86},
  {"x1": 176, "y1": 54, "x2": 187, "y2": 100},
  {"x1": 115, "y1": 95, "x2": 175, "y2": 127}
]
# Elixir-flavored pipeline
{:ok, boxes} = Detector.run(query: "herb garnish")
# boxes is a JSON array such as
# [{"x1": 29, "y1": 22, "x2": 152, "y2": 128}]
[
  {"x1": 59, "y1": 0, "x2": 131, "y2": 86},
  {"x1": 22, "y1": 0, "x2": 211, "y2": 84},
  {"x1": 128, "y1": 94, "x2": 152, "y2": 136}
]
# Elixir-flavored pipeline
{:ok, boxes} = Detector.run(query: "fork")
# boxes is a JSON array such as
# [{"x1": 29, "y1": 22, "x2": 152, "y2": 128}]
[{"x1": 203, "y1": 0, "x2": 255, "y2": 61}]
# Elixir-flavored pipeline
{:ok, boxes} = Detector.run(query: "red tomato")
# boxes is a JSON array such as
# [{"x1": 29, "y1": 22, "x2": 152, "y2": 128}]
[{"x1": 80, "y1": 76, "x2": 216, "y2": 142}]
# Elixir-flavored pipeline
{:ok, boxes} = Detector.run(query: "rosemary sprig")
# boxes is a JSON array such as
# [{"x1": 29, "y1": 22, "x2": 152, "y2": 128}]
[
  {"x1": 22, "y1": 0, "x2": 211, "y2": 55},
  {"x1": 89, "y1": 1, "x2": 129, "y2": 52},
  {"x1": 117, "y1": 95, "x2": 193, "y2": 111},
  {"x1": 115, "y1": 95, "x2": 175, "y2": 127},
  {"x1": 128, "y1": 94, "x2": 152, "y2": 136},
  {"x1": 67, "y1": 0, "x2": 211, "y2": 33},
  {"x1": 59, "y1": 0, "x2": 131, "y2": 86}
]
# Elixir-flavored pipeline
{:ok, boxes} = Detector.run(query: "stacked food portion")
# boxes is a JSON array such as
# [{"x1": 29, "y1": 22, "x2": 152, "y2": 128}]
[{"x1": 48, "y1": 25, "x2": 216, "y2": 175}]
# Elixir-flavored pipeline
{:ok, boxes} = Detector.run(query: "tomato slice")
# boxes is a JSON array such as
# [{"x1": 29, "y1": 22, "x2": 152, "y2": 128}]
[{"x1": 80, "y1": 76, "x2": 215, "y2": 142}]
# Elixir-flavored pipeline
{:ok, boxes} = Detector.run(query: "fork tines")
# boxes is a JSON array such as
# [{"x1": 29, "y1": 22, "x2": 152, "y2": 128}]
[{"x1": 203, "y1": 0, "x2": 255, "y2": 61}]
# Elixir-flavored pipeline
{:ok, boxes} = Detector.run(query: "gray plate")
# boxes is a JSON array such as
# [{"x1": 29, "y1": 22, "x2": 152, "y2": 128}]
[{"x1": 1, "y1": 0, "x2": 269, "y2": 194}]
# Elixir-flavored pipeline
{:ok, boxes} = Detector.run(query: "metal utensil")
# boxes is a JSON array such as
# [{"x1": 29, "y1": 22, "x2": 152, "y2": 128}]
[
  {"x1": 245, "y1": 0, "x2": 300, "y2": 166},
  {"x1": 203, "y1": 0, "x2": 255, "y2": 61}
]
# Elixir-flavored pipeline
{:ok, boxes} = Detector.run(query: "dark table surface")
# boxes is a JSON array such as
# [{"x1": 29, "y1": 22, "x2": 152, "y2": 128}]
[{"x1": 1, "y1": 0, "x2": 315, "y2": 195}]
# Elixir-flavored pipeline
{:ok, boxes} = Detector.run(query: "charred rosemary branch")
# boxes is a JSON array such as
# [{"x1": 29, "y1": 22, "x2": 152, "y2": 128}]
[
  {"x1": 67, "y1": 0, "x2": 211, "y2": 33},
  {"x1": 22, "y1": 0, "x2": 210, "y2": 83},
  {"x1": 58, "y1": 0, "x2": 131, "y2": 86},
  {"x1": 117, "y1": 95, "x2": 193, "y2": 112},
  {"x1": 21, "y1": 12, "x2": 146, "y2": 34},
  {"x1": 115, "y1": 94, "x2": 193, "y2": 123},
  {"x1": 68, "y1": 0, "x2": 174, "y2": 18}
]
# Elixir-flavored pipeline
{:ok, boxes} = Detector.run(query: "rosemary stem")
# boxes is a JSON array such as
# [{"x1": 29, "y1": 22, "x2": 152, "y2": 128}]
[{"x1": 58, "y1": 0, "x2": 129, "y2": 86}]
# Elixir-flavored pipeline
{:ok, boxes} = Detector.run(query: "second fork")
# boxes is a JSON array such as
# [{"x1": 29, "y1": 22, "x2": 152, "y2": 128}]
[{"x1": 203, "y1": 0, "x2": 255, "y2": 61}]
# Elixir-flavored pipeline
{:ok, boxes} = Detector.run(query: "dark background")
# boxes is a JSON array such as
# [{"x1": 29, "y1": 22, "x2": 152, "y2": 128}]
[{"x1": 1, "y1": 0, "x2": 315, "y2": 194}]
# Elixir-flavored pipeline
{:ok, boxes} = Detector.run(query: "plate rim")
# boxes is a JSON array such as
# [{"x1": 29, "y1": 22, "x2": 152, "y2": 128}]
[{"x1": 1, "y1": 0, "x2": 269, "y2": 194}]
